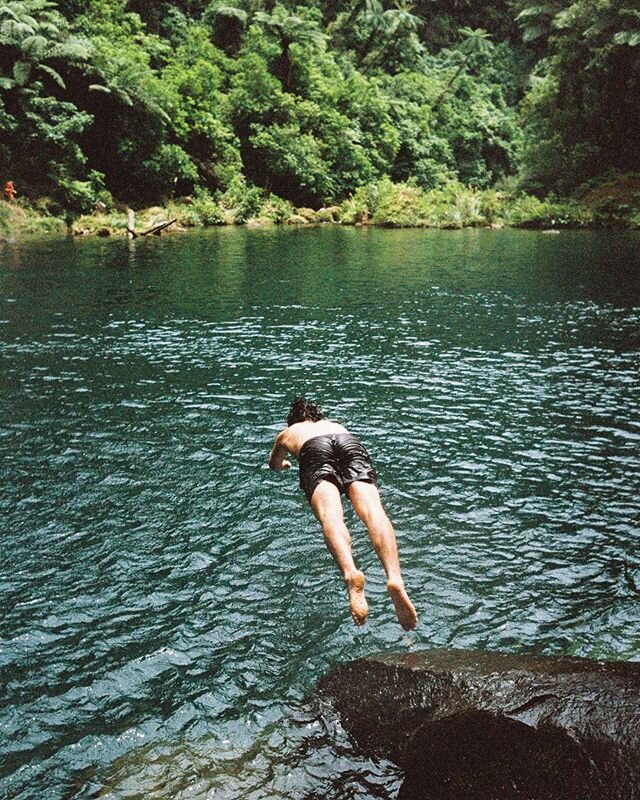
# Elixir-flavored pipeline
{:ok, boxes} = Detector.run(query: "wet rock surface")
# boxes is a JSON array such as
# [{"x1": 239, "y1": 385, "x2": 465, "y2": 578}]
[{"x1": 318, "y1": 649, "x2": 640, "y2": 800}]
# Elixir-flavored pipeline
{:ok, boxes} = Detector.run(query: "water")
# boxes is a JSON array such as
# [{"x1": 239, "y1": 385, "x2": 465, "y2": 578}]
[{"x1": 1, "y1": 227, "x2": 639, "y2": 799}]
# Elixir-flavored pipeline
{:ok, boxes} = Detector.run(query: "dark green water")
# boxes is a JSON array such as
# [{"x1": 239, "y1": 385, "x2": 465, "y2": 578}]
[{"x1": 1, "y1": 227, "x2": 639, "y2": 799}]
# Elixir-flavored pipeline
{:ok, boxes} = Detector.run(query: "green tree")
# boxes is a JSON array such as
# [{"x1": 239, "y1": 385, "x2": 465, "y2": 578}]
[
  {"x1": 203, "y1": 0, "x2": 249, "y2": 54},
  {"x1": 518, "y1": 0, "x2": 640, "y2": 192},
  {"x1": 0, "y1": 0, "x2": 93, "y2": 191},
  {"x1": 162, "y1": 24, "x2": 242, "y2": 190},
  {"x1": 411, "y1": 0, "x2": 515, "y2": 51},
  {"x1": 381, "y1": 70, "x2": 456, "y2": 187},
  {"x1": 363, "y1": 0, "x2": 424, "y2": 70},
  {"x1": 228, "y1": 31, "x2": 400, "y2": 205},
  {"x1": 253, "y1": 4, "x2": 327, "y2": 90},
  {"x1": 355, "y1": 0, "x2": 387, "y2": 59},
  {"x1": 429, "y1": 27, "x2": 494, "y2": 111},
  {"x1": 512, "y1": 1, "x2": 565, "y2": 46},
  {"x1": 72, "y1": 0, "x2": 187, "y2": 201},
  {"x1": 0, "y1": 0, "x2": 90, "y2": 91}
]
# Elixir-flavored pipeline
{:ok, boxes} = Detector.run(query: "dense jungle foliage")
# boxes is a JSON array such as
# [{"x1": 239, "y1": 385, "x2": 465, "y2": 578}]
[{"x1": 1, "y1": 0, "x2": 639, "y2": 226}]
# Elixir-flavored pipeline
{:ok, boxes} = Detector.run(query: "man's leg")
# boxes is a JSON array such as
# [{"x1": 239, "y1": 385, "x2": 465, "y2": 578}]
[
  {"x1": 310, "y1": 480, "x2": 368, "y2": 626},
  {"x1": 347, "y1": 481, "x2": 418, "y2": 630}
]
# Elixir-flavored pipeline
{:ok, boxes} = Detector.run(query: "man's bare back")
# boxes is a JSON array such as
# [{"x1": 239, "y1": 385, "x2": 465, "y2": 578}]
[{"x1": 269, "y1": 419, "x2": 348, "y2": 469}]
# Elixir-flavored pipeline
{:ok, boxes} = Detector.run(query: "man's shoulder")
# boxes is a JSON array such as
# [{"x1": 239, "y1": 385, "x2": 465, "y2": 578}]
[
  {"x1": 278, "y1": 420, "x2": 349, "y2": 447},
  {"x1": 280, "y1": 422, "x2": 307, "y2": 445}
]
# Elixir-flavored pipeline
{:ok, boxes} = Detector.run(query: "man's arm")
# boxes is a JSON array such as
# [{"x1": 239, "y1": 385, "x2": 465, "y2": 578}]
[{"x1": 268, "y1": 432, "x2": 292, "y2": 471}]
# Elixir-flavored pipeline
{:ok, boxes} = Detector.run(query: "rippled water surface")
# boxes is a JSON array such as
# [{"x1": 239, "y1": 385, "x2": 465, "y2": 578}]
[{"x1": 1, "y1": 227, "x2": 639, "y2": 799}]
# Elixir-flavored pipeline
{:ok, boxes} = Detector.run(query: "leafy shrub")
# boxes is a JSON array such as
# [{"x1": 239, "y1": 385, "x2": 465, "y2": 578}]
[
  {"x1": 432, "y1": 185, "x2": 486, "y2": 228},
  {"x1": 339, "y1": 181, "x2": 399, "y2": 225},
  {"x1": 506, "y1": 195, "x2": 549, "y2": 228},
  {"x1": 55, "y1": 169, "x2": 114, "y2": 216},
  {"x1": 173, "y1": 204, "x2": 202, "y2": 227},
  {"x1": 0, "y1": 202, "x2": 9, "y2": 236},
  {"x1": 590, "y1": 196, "x2": 640, "y2": 228},
  {"x1": 257, "y1": 195, "x2": 294, "y2": 223},
  {"x1": 217, "y1": 176, "x2": 264, "y2": 223},
  {"x1": 339, "y1": 187, "x2": 374, "y2": 225},
  {"x1": 191, "y1": 191, "x2": 225, "y2": 226},
  {"x1": 479, "y1": 189, "x2": 505, "y2": 224},
  {"x1": 57, "y1": 177, "x2": 96, "y2": 215},
  {"x1": 142, "y1": 144, "x2": 199, "y2": 197},
  {"x1": 372, "y1": 180, "x2": 428, "y2": 227},
  {"x1": 339, "y1": 179, "x2": 507, "y2": 227},
  {"x1": 545, "y1": 200, "x2": 593, "y2": 228},
  {"x1": 507, "y1": 195, "x2": 592, "y2": 228}
]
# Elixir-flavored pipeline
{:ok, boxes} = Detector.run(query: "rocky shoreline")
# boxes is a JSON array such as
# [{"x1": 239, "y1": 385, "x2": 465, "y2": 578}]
[{"x1": 319, "y1": 648, "x2": 640, "y2": 800}]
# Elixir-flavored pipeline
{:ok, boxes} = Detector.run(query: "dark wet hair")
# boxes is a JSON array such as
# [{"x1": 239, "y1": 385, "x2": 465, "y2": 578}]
[{"x1": 287, "y1": 397, "x2": 324, "y2": 426}]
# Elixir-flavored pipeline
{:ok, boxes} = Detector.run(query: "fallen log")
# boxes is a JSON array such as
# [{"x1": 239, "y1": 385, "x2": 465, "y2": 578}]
[{"x1": 126, "y1": 218, "x2": 177, "y2": 238}]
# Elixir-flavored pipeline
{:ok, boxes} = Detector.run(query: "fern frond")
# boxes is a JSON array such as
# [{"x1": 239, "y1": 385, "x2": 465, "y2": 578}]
[
  {"x1": 38, "y1": 63, "x2": 66, "y2": 87},
  {"x1": 13, "y1": 60, "x2": 32, "y2": 85},
  {"x1": 21, "y1": 33, "x2": 47, "y2": 55}
]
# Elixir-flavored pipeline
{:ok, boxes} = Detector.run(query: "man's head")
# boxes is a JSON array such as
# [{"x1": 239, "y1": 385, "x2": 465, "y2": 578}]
[{"x1": 287, "y1": 397, "x2": 324, "y2": 426}]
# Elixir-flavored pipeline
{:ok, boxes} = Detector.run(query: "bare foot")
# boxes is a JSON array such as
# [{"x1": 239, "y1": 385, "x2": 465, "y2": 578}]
[
  {"x1": 387, "y1": 579, "x2": 417, "y2": 631},
  {"x1": 346, "y1": 571, "x2": 368, "y2": 626}
]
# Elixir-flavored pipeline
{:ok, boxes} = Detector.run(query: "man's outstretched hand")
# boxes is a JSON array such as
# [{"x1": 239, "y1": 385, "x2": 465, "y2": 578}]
[
  {"x1": 269, "y1": 456, "x2": 292, "y2": 471},
  {"x1": 268, "y1": 435, "x2": 292, "y2": 471}
]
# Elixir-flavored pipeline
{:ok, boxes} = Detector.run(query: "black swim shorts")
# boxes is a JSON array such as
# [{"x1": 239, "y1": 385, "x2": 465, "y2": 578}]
[{"x1": 298, "y1": 433, "x2": 378, "y2": 503}]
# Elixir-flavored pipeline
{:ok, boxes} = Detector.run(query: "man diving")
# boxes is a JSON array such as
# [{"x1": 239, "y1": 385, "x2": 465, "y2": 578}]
[{"x1": 269, "y1": 398, "x2": 418, "y2": 631}]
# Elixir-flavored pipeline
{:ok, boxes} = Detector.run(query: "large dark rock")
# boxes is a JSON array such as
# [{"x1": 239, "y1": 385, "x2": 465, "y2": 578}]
[{"x1": 318, "y1": 649, "x2": 640, "y2": 800}]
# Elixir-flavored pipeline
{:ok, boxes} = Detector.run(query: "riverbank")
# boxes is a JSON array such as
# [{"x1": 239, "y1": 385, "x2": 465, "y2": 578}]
[{"x1": 2, "y1": 176, "x2": 639, "y2": 241}]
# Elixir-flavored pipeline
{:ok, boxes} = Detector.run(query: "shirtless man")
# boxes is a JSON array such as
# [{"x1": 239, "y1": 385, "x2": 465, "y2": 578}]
[{"x1": 269, "y1": 397, "x2": 417, "y2": 631}]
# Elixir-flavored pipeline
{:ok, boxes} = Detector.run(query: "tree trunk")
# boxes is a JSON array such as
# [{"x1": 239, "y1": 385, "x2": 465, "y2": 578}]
[{"x1": 430, "y1": 60, "x2": 466, "y2": 113}]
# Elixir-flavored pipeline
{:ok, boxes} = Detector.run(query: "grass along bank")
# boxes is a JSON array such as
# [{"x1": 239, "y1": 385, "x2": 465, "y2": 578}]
[{"x1": 3, "y1": 176, "x2": 640, "y2": 241}]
